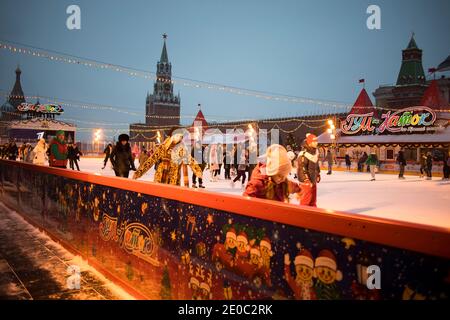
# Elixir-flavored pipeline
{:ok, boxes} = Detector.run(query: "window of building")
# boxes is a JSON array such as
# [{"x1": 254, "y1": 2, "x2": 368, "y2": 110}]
[
  {"x1": 386, "y1": 149, "x2": 394, "y2": 160},
  {"x1": 403, "y1": 148, "x2": 417, "y2": 161}
]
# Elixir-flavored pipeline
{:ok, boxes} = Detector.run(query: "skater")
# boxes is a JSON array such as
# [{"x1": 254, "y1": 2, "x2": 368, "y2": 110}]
[
  {"x1": 244, "y1": 144, "x2": 300, "y2": 202},
  {"x1": 209, "y1": 144, "x2": 220, "y2": 182},
  {"x1": 297, "y1": 133, "x2": 321, "y2": 207},
  {"x1": 223, "y1": 149, "x2": 231, "y2": 180},
  {"x1": 426, "y1": 152, "x2": 433, "y2": 180},
  {"x1": 358, "y1": 152, "x2": 368, "y2": 172},
  {"x1": 231, "y1": 149, "x2": 248, "y2": 189},
  {"x1": 49, "y1": 131, "x2": 68, "y2": 169},
  {"x1": 138, "y1": 146, "x2": 149, "y2": 165},
  {"x1": 345, "y1": 153, "x2": 351, "y2": 171},
  {"x1": 397, "y1": 149, "x2": 406, "y2": 179},
  {"x1": 419, "y1": 152, "x2": 427, "y2": 178},
  {"x1": 365, "y1": 151, "x2": 378, "y2": 181},
  {"x1": 326, "y1": 149, "x2": 333, "y2": 175},
  {"x1": 32, "y1": 138, "x2": 48, "y2": 166},
  {"x1": 68, "y1": 143, "x2": 82, "y2": 171},
  {"x1": 102, "y1": 143, "x2": 113, "y2": 169},
  {"x1": 443, "y1": 150, "x2": 450, "y2": 181},
  {"x1": 191, "y1": 140, "x2": 206, "y2": 188},
  {"x1": 7, "y1": 140, "x2": 18, "y2": 161},
  {"x1": 133, "y1": 128, "x2": 203, "y2": 186},
  {"x1": 110, "y1": 134, "x2": 136, "y2": 178}
]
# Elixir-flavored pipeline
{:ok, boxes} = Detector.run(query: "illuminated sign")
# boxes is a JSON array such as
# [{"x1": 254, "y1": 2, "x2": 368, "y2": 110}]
[
  {"x1": 341, "y1": 107, "x2": 437, "y2": 135},
  {"x1": 17, "y1": 103, "x2": 64, "y2": 114}
]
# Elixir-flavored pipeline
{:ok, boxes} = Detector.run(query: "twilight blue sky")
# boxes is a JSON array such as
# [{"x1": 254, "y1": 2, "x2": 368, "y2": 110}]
[{"x1": 1, "y1": 0, "x2": 449, "y2": 140}]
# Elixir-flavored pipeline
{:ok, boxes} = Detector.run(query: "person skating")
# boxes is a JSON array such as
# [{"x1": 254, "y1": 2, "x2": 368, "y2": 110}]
[
  {"x1": 223, "y1": 149, "x2": 231, "y2": 180},
  {"x1": 49, "y1": 131, "x2": 68, "y2": 169},
  {"x1": 133, "y1": 128, "x2": 202, "y2": 186},
  {"x1": 426, "y1": 152, "x2": 433, "y2": 180},
  {"x1": 442, "y1": 150, "x2": 450, "y2": 181},
  {"x1": 231, "y1": 149, "x2": 248, "y2": 189},
  {"x1": 102, "y1": 143, "x2": 113, "y2": 169},
  {"x1": 397, "y1": 149, "x2": 406, "y2": 179},
  {"x1": 110, "y1": 134, "x2": 136, "y2": 178},
  {"x1": 138, "y1": 146, "x2": 149, "y2": 165},
  {"x1": 244, "y1": 144, "x2": 301, "y2": 202},
  {"x1": 345, "y1": 153, "x2": 351, "y2": 171},
  {"x1": 67, "y1": 143, "x2": 82, "y2": 171},
  {"x1": 7, "y1": 140, "x2": 18, "y2": 161},
  {"x1": 209, "y1": 144, "x2": 220, "y2": 182},
  {"x1": 365, "y1": 151, "x2": 378, "y2": 181},
  {"x1": 191, "y1": 140, "x2": 206, "y2": 188},
  {"x1": 326, "y1": 149, "x2": 333, "y2": 175},
  {"x1": 297, "y1": 133, "x2": 321, "y2": 207},
  {"x1": 32, "y1": 138, "x2": 48, "y2": 166},
  {"x1": 419, "y1": 152, "x2": 427, "y2": 178}
]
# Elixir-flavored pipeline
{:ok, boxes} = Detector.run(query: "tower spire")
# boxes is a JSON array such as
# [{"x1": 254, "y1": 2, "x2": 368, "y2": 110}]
[{"x1": 160, "y1": 33, "x2": 169, "y2": 63}]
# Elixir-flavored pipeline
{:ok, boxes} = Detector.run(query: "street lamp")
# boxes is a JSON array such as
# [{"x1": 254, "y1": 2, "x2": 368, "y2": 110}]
[{"x1": 93, "y1": 129, "x2": 102, "y2": 154}]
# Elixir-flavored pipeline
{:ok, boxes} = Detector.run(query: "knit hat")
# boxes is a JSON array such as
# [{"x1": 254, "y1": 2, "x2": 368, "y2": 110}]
[
  {"x1": 315, "y1": 249, "x2": 343, "y2": 281},
  {"x1": 226, "y1": 228, "x2": 237, "y2": 240},
  {"x1": 264, "y1": 144, "x2": 292, "y2": 177},
  {"x1": 118, "y1": 134, "x2": 130, "y2": 142},
  {"x1": 250, "y1": 246, "x2": 261, "y2": 257},
  {"x1": 259, "y1": 237, "x2": 271, "y2": 250},
  {"x1": 305, "y1": 133, "x2": 318, "y2": 145},
  {"x1": 56, "y1": 130, "x2": 65, "y2": 136},
  {"x1": 200, "y1": 282, "x2": 210, "y2": 292},
  {"x1": 236, "y1": 231, "x2": 248, "y2": 244},
  {"x1": 294, "y1": 249, "x2": 314, "y2": 268}
]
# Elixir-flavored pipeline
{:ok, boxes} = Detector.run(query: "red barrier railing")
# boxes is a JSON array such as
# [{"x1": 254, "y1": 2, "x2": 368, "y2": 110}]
[{"x1": 2, "y1": 159, "x2": 449, "y2": 259}]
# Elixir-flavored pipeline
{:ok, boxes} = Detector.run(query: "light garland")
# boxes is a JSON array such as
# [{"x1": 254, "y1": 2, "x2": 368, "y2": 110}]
[{"x1": 0, "y1": 39, "x2": 352, "y2": 109}]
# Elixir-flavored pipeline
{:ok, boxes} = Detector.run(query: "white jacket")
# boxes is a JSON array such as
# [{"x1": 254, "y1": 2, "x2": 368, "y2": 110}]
[{"x1": 32, "y1": 143, "x2": 47, "y2": 165}]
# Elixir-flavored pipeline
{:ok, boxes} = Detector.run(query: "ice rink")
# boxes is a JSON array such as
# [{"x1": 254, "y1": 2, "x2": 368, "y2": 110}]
[{"x1": 75, "y1": 157, "x2": 450, "y2": 229}]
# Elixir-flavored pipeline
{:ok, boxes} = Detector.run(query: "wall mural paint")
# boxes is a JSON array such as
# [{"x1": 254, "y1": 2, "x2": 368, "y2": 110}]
[{"x1": 0, "y1": 161, "x2": 449, "y2": 300}]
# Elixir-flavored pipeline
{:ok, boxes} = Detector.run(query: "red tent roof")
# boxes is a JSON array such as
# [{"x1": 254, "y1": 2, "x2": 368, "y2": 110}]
[
  {"x1": 189, "y1": 109, "x2": 208, "y2": 134},
  {"x1": 420, "y1": 80, "x2": 448, "y2": 111},
  {"x1": 348, "y1": 88, "x2": 377, "y2": 116}
]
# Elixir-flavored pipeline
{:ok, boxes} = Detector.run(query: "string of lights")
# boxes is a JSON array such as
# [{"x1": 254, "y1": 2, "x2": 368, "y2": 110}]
[{"x1": 0, "y1": 39, "x2": 353, "y2": 109}]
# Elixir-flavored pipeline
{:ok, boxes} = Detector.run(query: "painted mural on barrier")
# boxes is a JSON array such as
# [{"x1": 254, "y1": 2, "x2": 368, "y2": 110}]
[{"x1": 0, "y1": 161, "x2": 449, "y2": 300}]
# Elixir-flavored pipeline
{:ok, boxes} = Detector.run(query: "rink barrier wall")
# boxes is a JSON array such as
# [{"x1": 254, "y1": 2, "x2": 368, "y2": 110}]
[{"x1": 0, "y1": 159, "x2": 449, "y2": 300}]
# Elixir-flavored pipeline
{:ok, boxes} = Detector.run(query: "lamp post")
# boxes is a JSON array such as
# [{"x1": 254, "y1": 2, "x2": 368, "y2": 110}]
[{"x1": 93, "y1": 129, "x2": 102, "y2": 154}]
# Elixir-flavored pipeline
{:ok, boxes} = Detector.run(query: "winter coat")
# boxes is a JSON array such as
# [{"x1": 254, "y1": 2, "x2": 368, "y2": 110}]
[
  {"x1": 68, "y1": 146, "x2": 82, "y2": 160},
  {"x1": 32, "y1": 142, "x2": 47, "y2": 165},
  {"x1": 345, "y1": 154, "x2": 351, "y2": 166},
  {"x1": 359, "y1": 153, "x2": 368, "y2": 164},
  {"x1": 134, "y1": 137, "x2": 202, "y2": 186},
  {"x1": 326, "y1": 151, "x2": 333, "y2": 163},
  {"x1": 191, "y1": 143, "x2": 206, "y2": 170},
  {"x1": 110, "y1": 142, "x2": 136, "y2": 176},
  {"x1": 297, "y1": 144, "x2": 320, "y2": 185},
  {"x1": 49, "y1": 138, "x2": 68, "y2": 167},
  {"x1": 420, "y1": 155, "x2": 427, "y2": 167},
  {"x1": 8, "y1": 143, "x2": 18, "y2": 160},
  {"x1": 209, "y1": 145, "x2": 219, "y2": 170},
  {"x1": 243, "y1": 163, "x2": 300, "y2": 202},
  {"x1": 426, "y1": 155, "x2": 433, "y2": 168},
  {"x1": 103, "y1": 145, "x2": 112, "y2": 157},
  {"x1": 396, "y1": 151, "x2": 406, "y2": 166},
  {"x1": 365, "y1": 154, "x2": 378, "y2": 166}
]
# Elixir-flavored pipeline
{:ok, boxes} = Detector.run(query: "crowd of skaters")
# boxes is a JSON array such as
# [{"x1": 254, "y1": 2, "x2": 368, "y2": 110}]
[{"x1": 0, "y1": 130, "x2": 82, "y2": 170}]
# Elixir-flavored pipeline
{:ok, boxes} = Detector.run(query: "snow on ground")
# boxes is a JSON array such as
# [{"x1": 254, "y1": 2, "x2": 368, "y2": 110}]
[
  {"x1": 0, "y1": 202, "x2": 135, "y2": 300},
  {"x1": 76, "y1": 157, "x2": 448, "y2": 228}
]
